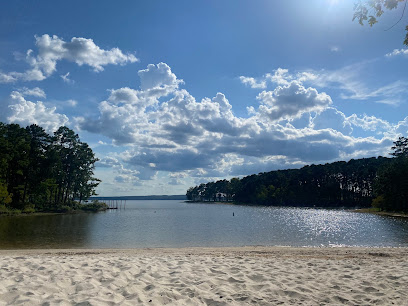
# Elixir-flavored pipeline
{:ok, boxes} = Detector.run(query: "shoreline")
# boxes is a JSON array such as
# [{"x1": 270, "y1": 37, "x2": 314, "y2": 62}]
[
  {"x1": 1, "y1": 246, "x2": 407, "y2": 305},
  {"x1": 352, "y1": 208, "x2": 408, "y2": 218},
  {"x1": 1, "y1": 245, "x2": 408, "y2": 255}
]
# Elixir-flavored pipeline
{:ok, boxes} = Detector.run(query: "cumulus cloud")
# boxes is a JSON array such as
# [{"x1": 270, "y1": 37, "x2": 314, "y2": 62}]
[
  {"x1": 138, "y1": 62, "x2": 183, "y2": 97},
  {"x1": 312, "y1": 108, "x2": 353, "y2": 135},
  {"x1": 4, "y1": 91, "x2": 69, "y2": 132},
  {"x1": 0, "y1": 34, "x2": 138, "y2": 83},
  {"x1": 97, "y1": 156, "x2": 122, "y2": 168},
  {"x1": 395, "y1": 116, "x2": 408, "y2": 135},
  {"x1": 239, "y1": 69, "x2": 294, "y2": 89},
  {"x1": 244, "y1": 64, "x2": 407, "y2": 106},
  {"x1": 266, "y1": 68, "x2": 292, "y2": 85},
  {"x1": 18, "y1": 87, "x2": 46, "y2": 98},
  {"x1": 239, "y1": 76, "x2": 266, "y2": 89},
  {"x1": 97, "y1": 156, "x2": 143, "y2": 185},
  {"x1": 257, "y1": 81, "x2": 332, "y2": 121},
  {"x1": 348, "y1": 114, "x2": 392, "y2": 132},
  {"x1": 78, "y1": 62, "x2": 399, "y2": 182}
]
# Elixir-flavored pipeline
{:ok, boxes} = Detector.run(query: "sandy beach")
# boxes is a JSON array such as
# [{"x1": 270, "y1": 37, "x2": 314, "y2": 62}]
[{"x1": 0, "y1": 247, "x2": 407, "y2": 305}]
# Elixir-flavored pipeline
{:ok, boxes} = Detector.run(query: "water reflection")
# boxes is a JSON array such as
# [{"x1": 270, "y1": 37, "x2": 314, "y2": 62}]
[
  {"x1": 0, "y1": 213, "x2": 98, "y2": 249},
  {"x1": 0, "y1": 201, "x2": 408, "y2": 249}
]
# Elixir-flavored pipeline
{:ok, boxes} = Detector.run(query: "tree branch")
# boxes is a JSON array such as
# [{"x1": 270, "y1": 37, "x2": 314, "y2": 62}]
[{"x1": 384, "y1": 0, "x2": 408, "y2": 31}]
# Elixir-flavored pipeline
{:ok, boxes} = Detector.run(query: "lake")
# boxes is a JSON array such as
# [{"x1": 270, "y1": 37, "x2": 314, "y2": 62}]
[{"x1": 1, "y1": 200, "x2": 408, "y2": 249}]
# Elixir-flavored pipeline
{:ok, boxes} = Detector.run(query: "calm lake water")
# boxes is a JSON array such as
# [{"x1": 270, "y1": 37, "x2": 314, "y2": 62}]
[{"x1": 1, "y1": 200, "x2": 408, "y2": 249}]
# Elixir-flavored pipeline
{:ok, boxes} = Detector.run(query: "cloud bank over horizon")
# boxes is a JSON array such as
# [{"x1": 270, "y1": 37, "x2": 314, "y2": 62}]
[
  {"x1": 1, "y1": 32, "x2": 407, "y2": 195},
  {"x1": 73, "y1": 62, "x2": 403, "y2": 190}
]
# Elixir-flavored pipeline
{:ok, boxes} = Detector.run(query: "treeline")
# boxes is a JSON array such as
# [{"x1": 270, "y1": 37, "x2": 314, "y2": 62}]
[
  {"x1": 0, "y1": 122, "x2": 101, "y2": 213},
  {"x1": 186, "y1": 137, "x2": 408, "y2": 212},
  {"x1": 372, "y1": 137, "x2": 408, "y2": 212},
  {"x1": 187, "y1": 157, "x2": 389, "y2": 208}
]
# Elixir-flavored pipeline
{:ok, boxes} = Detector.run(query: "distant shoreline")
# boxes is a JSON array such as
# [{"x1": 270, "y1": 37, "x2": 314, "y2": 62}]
[
  {"x1": 187, "y1": 201, "x2": 408, "y2": 218},
  {"x1": 352, "y1": 208, "x2": 408, "y2": 218},
  {"x1": 91, "y1": 195, "x2": 186, "y2": 201}
]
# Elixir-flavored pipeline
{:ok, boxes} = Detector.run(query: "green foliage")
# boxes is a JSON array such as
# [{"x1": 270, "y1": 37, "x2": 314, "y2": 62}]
[
  {"x1": 0, "y1": 122, "x2": 100, "y2": 212},
  {"x1": 76, "y1": 200, "x2": 108, "y2": 212},
  {"x1": 353, "y1": 0, "x2": 408, "y2": 45},
  {"x1": 0, "y1": 205, "x2": 21, "y2": 215},
  {"x1": 391, "y1": 136, "x2": 408, "y2": 157},
  {"x1": 405, "y1": 25, "x2": 408, "y2": 44},
  {"x1": 56, "y1": 205, "x2": 74, "y2": 213},
  {"x1": 0, "y1": 182, "x2": 12, "y2": 205},
  {"x1": 373, "y1": 137, "x2": 408, "y2": 211},
  {"x1": 0, "y1": 205, "x2": 9, "y2": 214},
  {"x1": 372, "y1": 195, "x2": 385, "y2": 209},
  {"x1": 22, "y1": 205, "x2": 36, "y2": 214},
  {"x1": 187, "y1": 156, "x2": 391, "y2": 207}
]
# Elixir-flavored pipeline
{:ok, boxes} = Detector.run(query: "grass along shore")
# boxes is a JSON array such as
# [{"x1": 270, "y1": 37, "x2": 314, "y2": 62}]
[{"x1": 0, "y1": 200, "x2": 108, "y2": 216}]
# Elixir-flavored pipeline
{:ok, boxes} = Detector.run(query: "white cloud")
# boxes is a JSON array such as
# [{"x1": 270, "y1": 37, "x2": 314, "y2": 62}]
[
  {"x1": 339, "y1": 80, "x2": 408, "y2": 105},
  {"x1": 0, "y1": 34, "x2": 138, "y2": 83},
  {"x1": 303, "y1": 63, "x2": 408, "y2": 105},
  {"x1": 61, "y1": 72, "x2": 74, "y2": 84},
  {"x1": 0, "y1": 71, "x2": 17, "y2": 83},
  {"x1": 78, "y1": 62, "x2": 399, "y2": 181},
  {"x1": 395, "y1": 116, "x2": 408, "y2": 135},
  {"x1": 138, "y1": 62, "x2": 183, "y2": 92},
  {"x1": 32, "y1": 34, "x2": 138, "y2": 73},
  {"x1": 65, "y1": 99, "x2": 77, "y2": 107},
  {"x1": 168, "y1": 172, "x2": 187, "y2": 185},
  {"x1": 97, "y1": 156, "x2": 122, "y2": 168},
  {"x1": 257, "y1": 81, "x2": 332, "y2": 121},
  {"x1": 347, "y1": 114, "x2": 392, "y2": 132},
  {"x1": 239, "y1": 69, "x2": 294, "y2": 89},
  {"x1": 330, "y1": 46, "x2": 340, "y2": 52},
  {"x1": 5, "y1": 91, "x2": 69, "y2": 132},
  {"x1": 18, "y1": 87, "x2": 46, "y2": 98},
  {"x1": 243, "y1": 64, "x2": 407, "y2": 106},
  {"x1": 385, "y1": 49, "x2": 408, "y2": 57},
  {"x1": 312, "y1": 108, "x2": 353, "y2": 135},
  {"x1": 239, "y1": 76, "x2": 266, "y2": 89},
  {"x1": 265, "y1": 68, "x2": 291, "y2": 85}
]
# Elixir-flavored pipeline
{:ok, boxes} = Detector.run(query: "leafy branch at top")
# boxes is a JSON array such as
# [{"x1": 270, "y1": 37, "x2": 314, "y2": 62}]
[{"x1": 353, "y1": 0, "x2": 408, "y2": 45}]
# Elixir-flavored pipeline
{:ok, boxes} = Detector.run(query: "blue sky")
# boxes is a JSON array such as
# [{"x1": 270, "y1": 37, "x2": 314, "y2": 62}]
[{"x1": 1, "y1": 0, "x2": 408, "y2": 196}]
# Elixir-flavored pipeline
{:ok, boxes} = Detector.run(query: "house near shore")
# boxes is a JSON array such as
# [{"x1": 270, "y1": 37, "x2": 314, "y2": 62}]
[{"x1": 215, "y1": 192, "x2": 227, "y2": 202}]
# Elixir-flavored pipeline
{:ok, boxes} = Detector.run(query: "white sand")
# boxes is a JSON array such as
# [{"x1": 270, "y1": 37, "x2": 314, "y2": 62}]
[{"x1": 0, "y1": 247, "x2": 407, "y2": 305}]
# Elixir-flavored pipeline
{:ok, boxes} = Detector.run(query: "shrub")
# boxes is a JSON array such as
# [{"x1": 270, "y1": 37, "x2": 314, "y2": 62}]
[
  {"x1": 22, "y1": 205, "x2": 36, "y2": 214},
  {"x1": 78, "y1": 200, "x2": 108, "y2": 212}
]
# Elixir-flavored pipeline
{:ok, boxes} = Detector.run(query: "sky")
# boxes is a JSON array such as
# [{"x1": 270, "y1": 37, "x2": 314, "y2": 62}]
[{"x1": 1, "y1": 0, "x2": 408, "y2": 196}]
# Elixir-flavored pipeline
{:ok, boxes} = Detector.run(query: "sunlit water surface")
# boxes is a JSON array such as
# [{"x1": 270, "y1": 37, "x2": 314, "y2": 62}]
[{"x1": 1, "y1": 200, "x2": 408, "y2": 249}]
